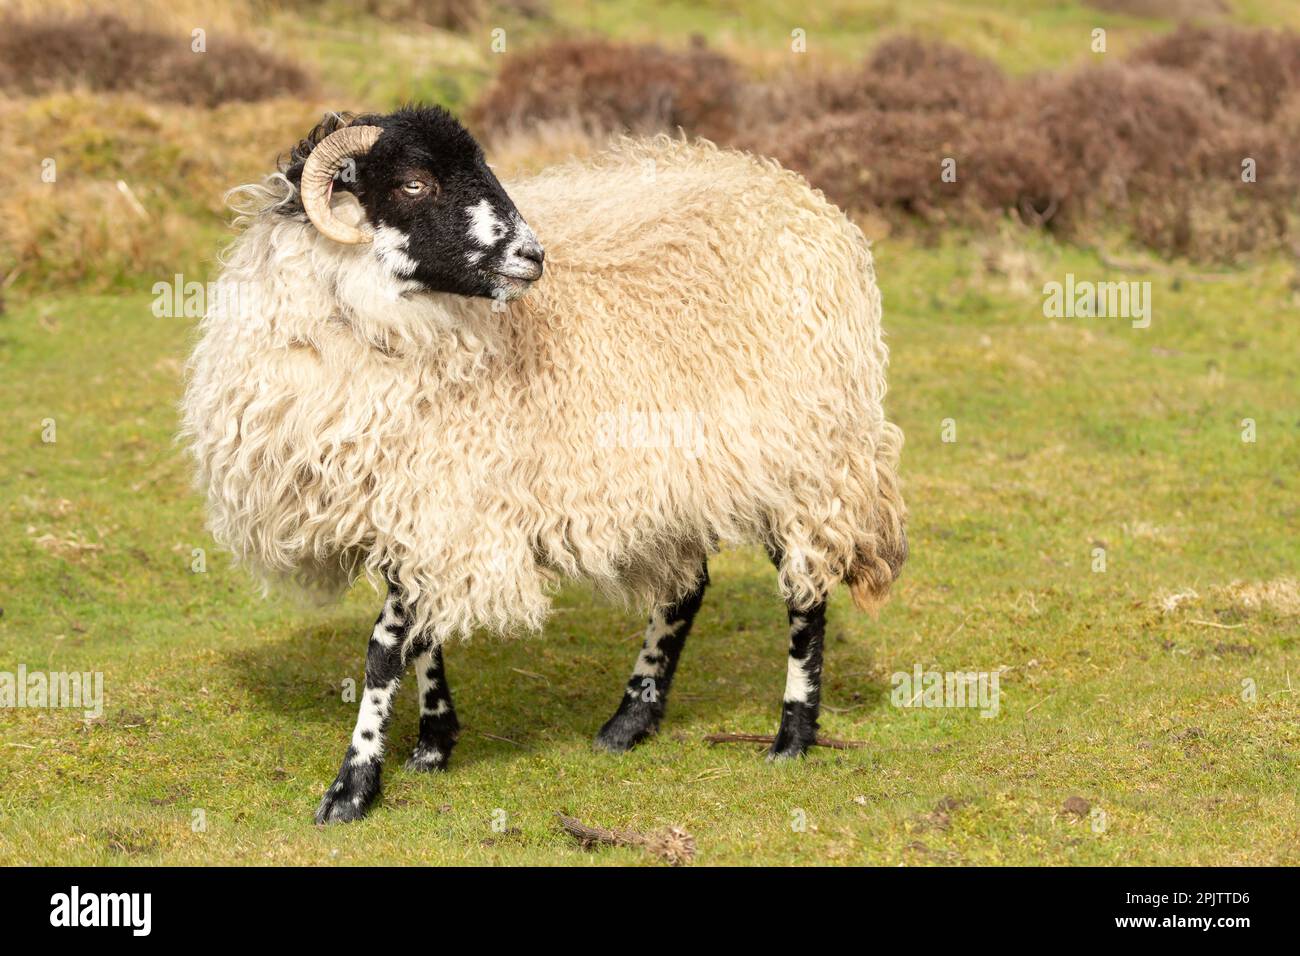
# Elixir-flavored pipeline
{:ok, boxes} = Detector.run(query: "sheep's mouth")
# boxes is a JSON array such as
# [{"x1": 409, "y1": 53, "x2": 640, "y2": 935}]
[
  {"x1": 487, "y1": 269, "x2": 540, "y2": 300},
  {"x1": 492, "y1": 261, "x2": 543, "y2": 283}
]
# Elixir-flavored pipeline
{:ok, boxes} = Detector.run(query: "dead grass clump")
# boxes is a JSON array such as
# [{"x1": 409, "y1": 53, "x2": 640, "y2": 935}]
[
  {"x1": 0, "y1": 93, "x2": 322, "y2": 289},
  {"x1": 0, "y1": 12, "x2": 315, "y2": 106},
  {"x1": 1219, "y1": 579, "x2": 1300, "y2": 617},
  {"x1": 483, "y1": 118, "x2": 614, "y2": 178},
  {"x1": 972, "y1": 225, "x2": 1049, "y2": 297},
  {"x1": 31, "y1": 530, "x2": 105, "y2": 561},
  {"x1": 1156, "y1": 588, "x2": 1201, "y2": 615},
  {"x1": 1154, "y1": 579, "x2": 1300, "y2": 619},
  {"x1": 470, "y1": 37, "x2": 740, "y2": 140},
  {"x1": 1133, "y1": 23, "x2": 1300, "y2": 122}
]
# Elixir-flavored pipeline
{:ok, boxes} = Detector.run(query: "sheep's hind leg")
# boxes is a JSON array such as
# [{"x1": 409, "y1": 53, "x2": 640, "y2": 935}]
[
  {"x1": 594, "y1": 563, "x2": 708, "y2": 753},
  {"x1": 315, "y1": 588, "x2": 410, "y2": 824},
  {"x1": 404, "y1": 643, "x2": 459, "y2": 772},
  {"x1": 768, "y1": 600, "x2": 827, "y2": 760}
]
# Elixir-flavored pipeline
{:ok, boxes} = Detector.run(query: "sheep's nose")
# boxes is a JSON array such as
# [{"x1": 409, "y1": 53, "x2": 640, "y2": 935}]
[{"x1": 518, "y1": 239, "x2": 545, "y2": 269}]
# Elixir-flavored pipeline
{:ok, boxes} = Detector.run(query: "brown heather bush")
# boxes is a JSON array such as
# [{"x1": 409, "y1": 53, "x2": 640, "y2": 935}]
[
  {"x1": 0, "y1": 13, "x2": 315, "y2": 106},
  {"x1": 735, "y1": 110, "x2": 968, "y2": 225},
  {"x1": 734, "y1": 36, "x2": 1007, "y2": 130},
  {"x1": 962, "y1": 61, "x2": 1293, "y2": 260},
  {"x1": 1026, "y1": 65, "x2": 1224, "y2": 217},
  {"x1": 958, "y1": 122, "x2": 1063, "y2": 224},
  {"x1": 1018, "y1": 63, "x2": 1292, "y2": 258},
  {"x1": 477, "y1": 30, "x2": 1299, "y2": 262},
  {"x1": 1134, "y1": 23, "x2": 1300, "y2": 123},
  {"x1": 730, "y1": 39, "x2": 1016, "y2": 230},
  {"x1": 470, "y1": 37, "x2": 741, "y2": 141},
  {"x1": 858, "y1": 36, "x2": 1009, "y2": 117}
]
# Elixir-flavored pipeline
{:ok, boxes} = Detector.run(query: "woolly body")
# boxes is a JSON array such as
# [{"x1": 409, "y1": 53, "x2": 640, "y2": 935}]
[{"x1": 182, "y1": 137, "x2": 905, "y2": 643}]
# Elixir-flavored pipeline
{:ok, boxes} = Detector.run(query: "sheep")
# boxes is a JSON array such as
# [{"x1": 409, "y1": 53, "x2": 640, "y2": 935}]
[{"x1": 181, "y1": 106, "x2": 907, "y2": 823}]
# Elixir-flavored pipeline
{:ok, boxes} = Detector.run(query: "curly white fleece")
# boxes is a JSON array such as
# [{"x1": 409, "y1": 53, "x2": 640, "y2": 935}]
[{"x1": 181, "y1": 137, "x2": 906, "y2": 642}]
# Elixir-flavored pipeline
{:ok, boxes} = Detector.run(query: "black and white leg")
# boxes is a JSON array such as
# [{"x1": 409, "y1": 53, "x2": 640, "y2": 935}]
[
  {"x1": 595, "y1": 563, "x2": 708, "y2": 753},
  {"x1": 768, "y1": 600, "x2": 826, "y2": 760},
  {"x1": 404, "y1": 643, "x2": 459, "y2": 772},
  {"x1": 315, "y1": 588, "x2": 410, "y2": 824}
]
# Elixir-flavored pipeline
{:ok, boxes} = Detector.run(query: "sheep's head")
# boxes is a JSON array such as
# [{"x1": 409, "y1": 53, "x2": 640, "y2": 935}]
[{"x1": 291, "y1": 106, "x2": 544, "y2": 302}]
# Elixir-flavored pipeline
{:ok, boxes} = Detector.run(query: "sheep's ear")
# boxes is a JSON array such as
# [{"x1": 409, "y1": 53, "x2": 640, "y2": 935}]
[{"x1": 330, "y1": 192, "x2": 368, "y2": 229}]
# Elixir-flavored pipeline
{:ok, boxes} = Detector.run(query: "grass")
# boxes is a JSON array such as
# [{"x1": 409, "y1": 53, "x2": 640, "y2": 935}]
[
  {"x1": 2, "y1": 232, "x2": 1297, "y2": 865},
  {"x1": 1, "y1": 0, "x2": 1297, "y2": 865}
]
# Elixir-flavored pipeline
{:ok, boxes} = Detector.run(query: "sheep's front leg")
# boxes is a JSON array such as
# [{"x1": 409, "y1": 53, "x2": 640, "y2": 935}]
[
  {"x1": 595, "y1": 564, "x2": 708, "y2": 753},
  {"x1": 404, "y1": 644, "x2": 460, "y2": 772},
  {"x1": 768, "y1": 601, "x2": 826, "y2": 760},
  {"x1": 315, "y1": 590, "x2": 410, "y2": 824}
]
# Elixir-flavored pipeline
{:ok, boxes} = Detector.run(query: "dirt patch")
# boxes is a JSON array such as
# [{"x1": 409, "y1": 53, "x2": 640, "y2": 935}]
[
  {"x1": 99, "y1": 824, "x2": 161, "y2": 856},
  {"x1": 1062, "y1": 795, "x2": 1091, "y2": 818}
]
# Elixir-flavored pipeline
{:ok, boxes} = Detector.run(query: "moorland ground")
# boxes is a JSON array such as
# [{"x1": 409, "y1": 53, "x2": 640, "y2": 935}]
[{"x1": 1, "y1": 0, "x2": 1297, "y2": 864}]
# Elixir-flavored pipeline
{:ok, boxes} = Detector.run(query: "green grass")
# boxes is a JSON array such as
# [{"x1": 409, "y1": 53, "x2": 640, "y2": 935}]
[{"x1": 2, "y1": 231, "x2": 1296, "y2": 865}]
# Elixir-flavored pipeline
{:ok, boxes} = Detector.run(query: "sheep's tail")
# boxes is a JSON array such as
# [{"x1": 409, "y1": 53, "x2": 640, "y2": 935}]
[{"x1": 846, "y1": 420, "x2": 908, "y2": 614}]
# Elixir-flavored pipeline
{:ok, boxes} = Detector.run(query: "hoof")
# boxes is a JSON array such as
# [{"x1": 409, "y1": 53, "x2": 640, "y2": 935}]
[
  {"x1": 314, "y1": 762, "x2": 381, "y2": 825},
  {"x1": 766, "y1": 738, "x2": 811, "y2": 761},
  {"x1": 594, "y1": 709, "x2": 657, "y2": 754},
  {"x1": 767, "y1": 704, "x2": 818, "y2": 761},
  {"x1": 403, "y1": 744, "x2": 450, "y2": 773}
]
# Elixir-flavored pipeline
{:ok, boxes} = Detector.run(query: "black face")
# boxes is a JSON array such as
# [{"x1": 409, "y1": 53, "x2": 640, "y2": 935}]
[{"x1": 312, "y1": 106, "x2": 544, "y2": 300}]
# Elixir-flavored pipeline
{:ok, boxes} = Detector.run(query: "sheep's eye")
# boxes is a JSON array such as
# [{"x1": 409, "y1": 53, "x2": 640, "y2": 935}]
[{"x1": 401, "y1": 180, "x2": 428, "y2": 196}]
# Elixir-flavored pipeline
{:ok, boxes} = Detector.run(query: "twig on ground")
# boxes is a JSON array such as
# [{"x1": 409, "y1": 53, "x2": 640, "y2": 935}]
[
  {"x1": 1025, "y1": 693, "x2": 1053, "y2": 715},
  {"x1": 556, "y1": 813, "x2": 695, "y2": 865},
  {"x1": 115, "y1": 180, "x2": 150, "y2": 220},
  {"x1": 703, "y1": 732, "x2": 867, "y2": 750},
  {"x1": 509, "y1": 667, "x2": 549, "y2": 684},
  {"x1": 479, "y1": 732, "x2": 524, "y2": 746},
  {"x1": 1188, "y1": 619, "x2": 1246, "y2": 630}
]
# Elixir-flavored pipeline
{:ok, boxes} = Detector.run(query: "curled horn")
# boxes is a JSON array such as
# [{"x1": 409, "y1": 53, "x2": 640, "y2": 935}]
[{"x1": 299, "y1": 125, "x2": 384, "y2": 244}]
